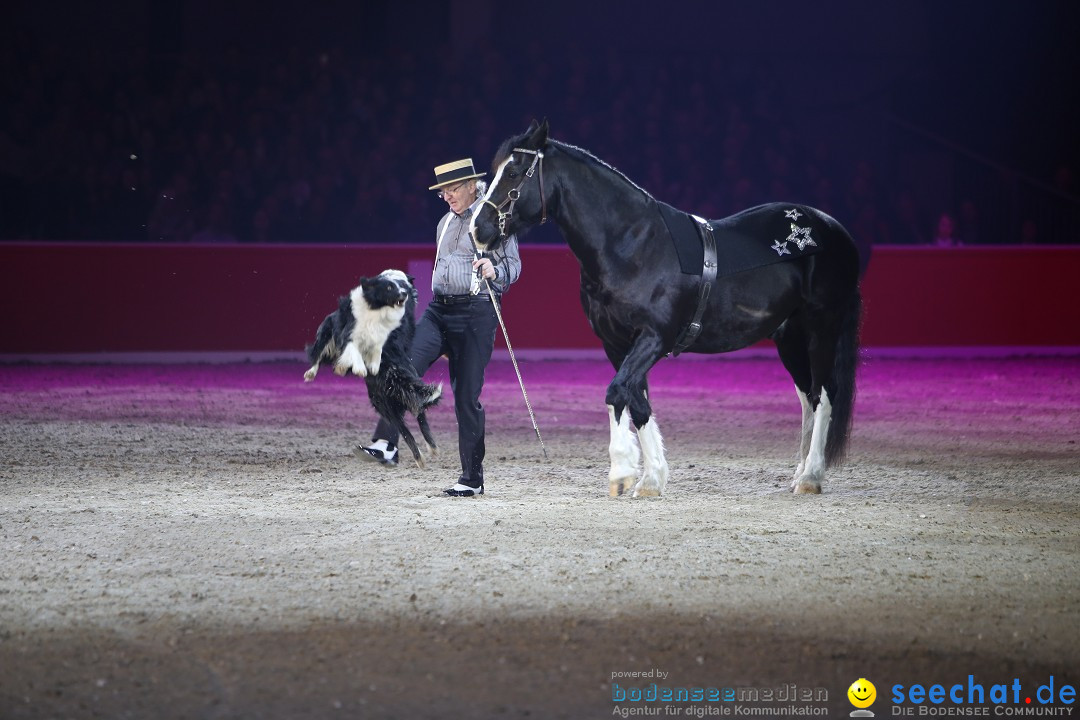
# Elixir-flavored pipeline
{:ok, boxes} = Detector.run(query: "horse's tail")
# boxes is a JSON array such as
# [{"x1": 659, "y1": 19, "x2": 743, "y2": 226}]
[{"x1": 825, "y1": 288, "x2": 862, "y2": 467}]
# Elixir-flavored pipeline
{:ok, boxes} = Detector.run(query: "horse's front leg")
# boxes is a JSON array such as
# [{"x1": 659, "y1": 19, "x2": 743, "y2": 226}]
[
  {"x1": 605, "y1": 331, "x2": 668, "y2": 497},
  {"x1": 607, "y1": 405, "x2": 640, "y2": 496},
  {"x1": 632, "y1": 397, "x2": 669, "y2": 497}
]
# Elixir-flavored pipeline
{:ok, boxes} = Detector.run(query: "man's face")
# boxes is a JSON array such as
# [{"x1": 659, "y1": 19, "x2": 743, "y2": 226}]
[{"x1": 439, "y1": 180, "x2": 475, "y2": 215}]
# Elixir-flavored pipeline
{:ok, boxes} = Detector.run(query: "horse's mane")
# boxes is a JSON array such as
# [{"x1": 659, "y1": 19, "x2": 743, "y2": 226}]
[
  {"x1": 549, "y1": 140, "x2": 654, "y2": 200},
  {"x1": 493, "y1": 132, "x2": 653, "y2": 200}
]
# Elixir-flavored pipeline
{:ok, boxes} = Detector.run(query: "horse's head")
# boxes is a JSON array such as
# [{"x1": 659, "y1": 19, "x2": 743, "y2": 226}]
[{"x1": 470, "y1": 119, "x2": 550, "y2": 252}]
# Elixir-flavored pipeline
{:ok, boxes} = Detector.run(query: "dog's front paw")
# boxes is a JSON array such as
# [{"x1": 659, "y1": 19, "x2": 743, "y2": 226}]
[
  {"x1": 368, "y1": 360, "x2": 380, "y2": 376},
  {"x1": 303, "y1": 366, "x2": 318, "y2": 382}
]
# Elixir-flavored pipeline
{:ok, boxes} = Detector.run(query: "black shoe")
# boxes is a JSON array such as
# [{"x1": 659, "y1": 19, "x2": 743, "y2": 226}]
[
  {"x1": 443, "y1": 482, "x2": 483, "y2": 497},
  {"x1": 356, "y1": 442, "x2": 398, "y2": 466}
]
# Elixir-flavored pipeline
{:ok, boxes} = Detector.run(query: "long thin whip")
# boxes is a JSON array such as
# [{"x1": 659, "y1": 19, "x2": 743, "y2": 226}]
[{"x1": 473, "y1": 254, "x2": 548, "y2": 459}]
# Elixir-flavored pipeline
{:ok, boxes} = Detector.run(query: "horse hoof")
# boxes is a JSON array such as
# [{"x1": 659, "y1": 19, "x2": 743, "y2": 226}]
[
  {"x1": 414, "y1": 456, "x2": 426, "y2": 470},
  {"x1": 609, "y1": 479, "x2": 634, "y2": 496},
  {"x1": 792, "y1": 479, "x2": 821, "y2": 495}
]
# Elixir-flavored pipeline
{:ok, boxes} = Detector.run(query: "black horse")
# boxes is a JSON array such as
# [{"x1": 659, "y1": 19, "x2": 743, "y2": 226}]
[{"x1": 470, "y1": 121, "x2": 863, "y2": 497}]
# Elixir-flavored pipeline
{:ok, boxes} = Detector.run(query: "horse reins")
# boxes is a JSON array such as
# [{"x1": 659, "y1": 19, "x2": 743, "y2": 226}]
[{"x1": 482, "y1": 147, "x2": 547, "y2": 237}]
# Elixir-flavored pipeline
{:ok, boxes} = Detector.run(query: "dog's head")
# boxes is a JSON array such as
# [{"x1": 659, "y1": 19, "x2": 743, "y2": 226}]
[{"x1": 359, "y1": 269, "x2": 416, "y2": 310}]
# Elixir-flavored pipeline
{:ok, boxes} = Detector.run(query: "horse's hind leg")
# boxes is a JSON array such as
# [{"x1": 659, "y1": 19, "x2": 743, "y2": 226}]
[
  {"x1": 794, "y1": 389, "x2": 814, "y2": 480},
  {"x1": 789, "y1": 318, "x2": 843, "y2": 494},
  {"x1": 773, "y1": 317, "x2": 820, "y2": 493},
  {"x1": 794, "y1": 389, "x2": 831, "y2": 494}
]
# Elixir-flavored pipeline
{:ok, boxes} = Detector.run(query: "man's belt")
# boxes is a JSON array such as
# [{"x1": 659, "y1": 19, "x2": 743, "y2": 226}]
[{"x1": 433, "y1": 294, "x2": 492, "y2": 305}]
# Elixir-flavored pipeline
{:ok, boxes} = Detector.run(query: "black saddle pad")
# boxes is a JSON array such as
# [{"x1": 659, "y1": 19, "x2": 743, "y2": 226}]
[{"x1": 659, "y1": 201, "x2": 824, "y2": 277}]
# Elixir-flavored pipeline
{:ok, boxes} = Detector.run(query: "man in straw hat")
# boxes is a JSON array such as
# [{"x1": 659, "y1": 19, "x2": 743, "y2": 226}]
[{"x1": 358, "y1": 158, "x2": 521, "y2": 497}]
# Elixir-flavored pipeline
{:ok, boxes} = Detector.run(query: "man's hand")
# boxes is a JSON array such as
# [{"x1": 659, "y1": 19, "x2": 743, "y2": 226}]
[{"x1": 472, "y1": 256, "x2": 496, "y2": 280}]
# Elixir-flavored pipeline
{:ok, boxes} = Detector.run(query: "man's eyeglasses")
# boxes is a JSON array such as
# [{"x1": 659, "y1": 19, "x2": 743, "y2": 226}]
[{"x1": 435, "y1": 181, "x2": 468, "y2": 200}]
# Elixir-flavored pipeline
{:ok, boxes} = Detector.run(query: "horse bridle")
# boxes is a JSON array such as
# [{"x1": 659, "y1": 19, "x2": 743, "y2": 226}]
[{"x1": 482, "y1": 147, "x2": 547, "y2": 238}]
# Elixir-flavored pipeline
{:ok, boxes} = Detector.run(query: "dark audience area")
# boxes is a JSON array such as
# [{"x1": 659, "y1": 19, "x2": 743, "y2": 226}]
[{"x1": 2, "y1": 2, "x2": 1077, "y2": 245}]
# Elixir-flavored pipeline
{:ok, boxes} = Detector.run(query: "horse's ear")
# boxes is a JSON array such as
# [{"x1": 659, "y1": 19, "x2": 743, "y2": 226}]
[
  {"x1": 528, "y1": 118, "x2": 549, "y2": 148},
  {"x1": 527, "y1": 119, "x2": 539, "y2": 133}
]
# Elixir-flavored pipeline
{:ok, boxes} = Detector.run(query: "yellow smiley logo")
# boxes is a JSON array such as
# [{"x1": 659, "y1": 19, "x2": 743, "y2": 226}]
[{"x1": 848, "y1": 678, "x2": 876, "y2": 709}]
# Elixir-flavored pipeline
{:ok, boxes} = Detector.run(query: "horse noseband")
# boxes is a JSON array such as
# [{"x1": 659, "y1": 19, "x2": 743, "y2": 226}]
[{"x1": 483, "y1": 148, "x2": 547, "y2": 238}]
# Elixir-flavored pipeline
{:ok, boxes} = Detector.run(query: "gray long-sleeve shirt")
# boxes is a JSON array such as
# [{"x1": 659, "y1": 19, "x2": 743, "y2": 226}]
[{"x1": 432, "y1": 197, "x2": 521, "y2": 296}]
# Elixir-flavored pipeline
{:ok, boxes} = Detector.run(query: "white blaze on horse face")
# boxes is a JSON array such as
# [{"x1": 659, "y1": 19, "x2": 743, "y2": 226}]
[{"x1": 470, "y1": 156, "x2": 513, "y2": 251}]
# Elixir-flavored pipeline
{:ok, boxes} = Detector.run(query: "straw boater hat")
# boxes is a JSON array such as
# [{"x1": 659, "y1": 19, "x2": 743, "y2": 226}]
[{"x1": 428, "y1": 158, "x2": 486, "y2": 190}]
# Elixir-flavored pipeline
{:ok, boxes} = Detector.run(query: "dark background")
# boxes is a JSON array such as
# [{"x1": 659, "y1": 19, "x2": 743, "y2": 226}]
[{"x1": 2, "y1": 0, "x2": 1078, "y2": 245}]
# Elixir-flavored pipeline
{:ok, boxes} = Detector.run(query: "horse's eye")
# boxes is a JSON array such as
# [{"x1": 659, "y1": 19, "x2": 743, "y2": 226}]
[{"x1": 506, "y1": 170, "x2": 519, "y2": 179}]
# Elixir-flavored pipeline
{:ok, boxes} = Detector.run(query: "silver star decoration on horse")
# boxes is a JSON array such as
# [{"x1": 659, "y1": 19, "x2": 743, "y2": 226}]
[
  {"x1": 786, "y1": 223, "x2": 817, "y2": 251},
  {"x1": 784, "y1": 208, "x2": 802, "y2": 220},
  {"x1": 771, "y1": 239, "x2": 791, "y2": 256}
]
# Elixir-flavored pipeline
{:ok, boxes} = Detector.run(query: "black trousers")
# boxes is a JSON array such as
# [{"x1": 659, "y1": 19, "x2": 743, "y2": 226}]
[{"x1": 373, "y1": 297, "x2": 498, "y2": 484}]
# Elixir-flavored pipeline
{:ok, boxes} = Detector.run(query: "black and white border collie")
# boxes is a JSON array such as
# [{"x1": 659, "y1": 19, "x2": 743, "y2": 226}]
[{"x1": 304, "y1": 269, "x2": 441, "y2": 467}]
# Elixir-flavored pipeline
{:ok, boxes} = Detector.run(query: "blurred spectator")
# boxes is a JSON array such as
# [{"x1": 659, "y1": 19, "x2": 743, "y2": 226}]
[
  {"x1": 888, "y1": 190, "x2": 927, "y2": 245},
  {"x1": 852, "y1": 203, "x2": 891, "y2": 246},
  {"x1": 931, "y1": 212, "x2": 961, "y2": 247}
]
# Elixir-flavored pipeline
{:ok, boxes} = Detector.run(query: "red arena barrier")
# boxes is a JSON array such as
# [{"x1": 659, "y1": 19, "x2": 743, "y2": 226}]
[{"x1": 0, "y1": 243, "x2": 1077, "y2": 355}]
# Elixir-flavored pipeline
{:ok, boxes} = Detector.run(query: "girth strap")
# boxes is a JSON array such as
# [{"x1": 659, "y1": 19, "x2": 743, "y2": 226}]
[{"x1": 671, "y1": 216, "x2": 718, "y2": 356}]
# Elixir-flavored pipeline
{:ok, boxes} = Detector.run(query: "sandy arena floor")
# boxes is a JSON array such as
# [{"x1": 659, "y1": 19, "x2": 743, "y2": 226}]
[{"x1": 0, "y1": 354, "x2": 1077, "y2": 719}]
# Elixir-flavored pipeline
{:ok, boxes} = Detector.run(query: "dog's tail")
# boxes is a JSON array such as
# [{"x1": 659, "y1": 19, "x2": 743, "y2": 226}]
[
  {"x1": 386, "y1": 367, "x2": 442, "y2": 416},
  {"x1": 417, "y1": 382, "x2": 442, "y2": 412}
]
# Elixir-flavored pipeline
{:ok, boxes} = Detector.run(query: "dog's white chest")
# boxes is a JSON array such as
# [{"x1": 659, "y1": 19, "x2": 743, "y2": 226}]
[{"x1": 349, "y1": 288, "x2": 406, "y2": 374}]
